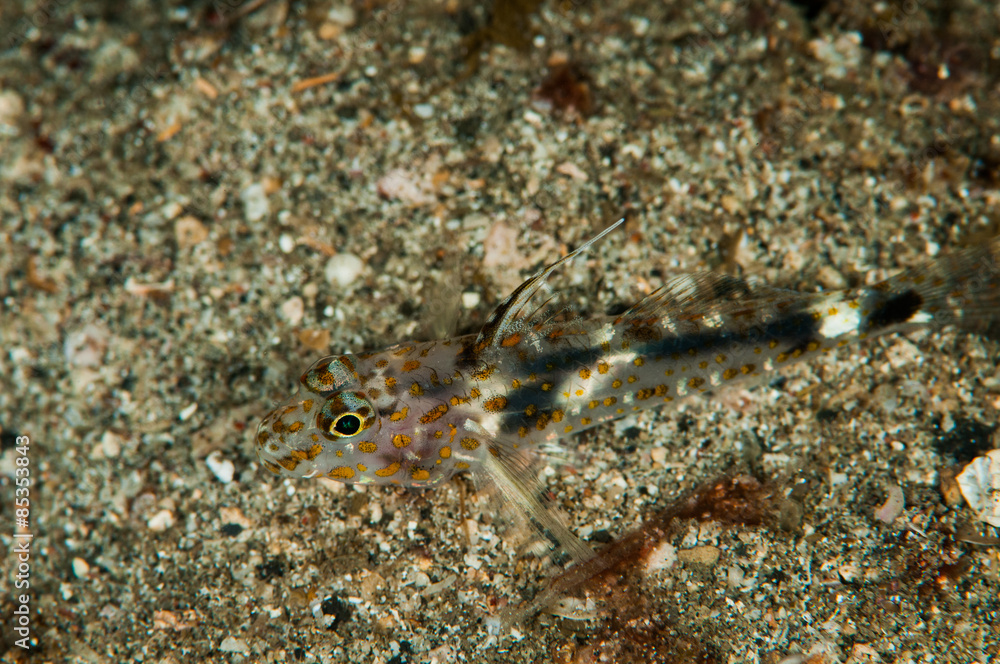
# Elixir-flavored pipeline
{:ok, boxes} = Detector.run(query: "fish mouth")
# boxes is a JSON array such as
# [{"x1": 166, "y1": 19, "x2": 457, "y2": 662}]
[{"x1": 254, "y1": 398, "x2": 325, "y2": 477}]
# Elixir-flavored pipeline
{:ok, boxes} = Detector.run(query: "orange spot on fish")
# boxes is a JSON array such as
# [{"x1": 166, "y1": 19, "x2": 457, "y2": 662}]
[
  {"x1": 328, "y1": 466, "x2": 355, "y2": 479},
  {"x1": 484, "y1": 395, "x2": 508, "y2": 412},
  {"x1": 420, "y1": 404, "x2": 449, "y2": 423},
  {"x1": 375, "y1": 462, "x2": 400, "y2": 477},
  {"x1": 501, "y1": 332, "x2": 522, "y2": 347}
]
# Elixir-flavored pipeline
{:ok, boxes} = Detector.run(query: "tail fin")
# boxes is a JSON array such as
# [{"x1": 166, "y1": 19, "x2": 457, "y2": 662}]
[{"x1": 859, "y1": 237, "x2": 1000, "y2": 338}]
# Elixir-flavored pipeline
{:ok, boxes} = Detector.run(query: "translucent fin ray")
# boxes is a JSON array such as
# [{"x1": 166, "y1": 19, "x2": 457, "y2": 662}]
[{"x1": 471, "y1": 219, "x2": 625, "y2": 356}]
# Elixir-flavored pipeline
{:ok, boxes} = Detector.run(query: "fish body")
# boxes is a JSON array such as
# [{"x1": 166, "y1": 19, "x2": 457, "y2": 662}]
[{"x1": 256, "y1": 222, "x2": 1000, "y2": 560}]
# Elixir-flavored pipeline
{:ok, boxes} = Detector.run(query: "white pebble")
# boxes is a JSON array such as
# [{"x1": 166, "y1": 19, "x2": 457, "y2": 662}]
[
  {"x1": 874, "y1": 484, "x2": 905, "y2": 524},
  {"x1": 161, "y1": 201, "x2": 184, "y2": 220},
  {"x1": 280, "y1": 296, "x2": 305, "y2": 325},
  {"x1": 462, "y1": 291, "x2": 480, "y2": 309},
  {"x1": 72, "y1": 557, "x2": 90, "y2": 578},
  {"x1": 147, "y1": 509, "x2": 176, "y2": 532},
  {"x1": 279, "y1": 234, "x2": 295, "y2": 253},
  {"x1": 411, "y1": 570, "x2": 430, "y2": 588},
  {"x1": 240, "y1": 183, "x2": 269, "y2": 222},
  {"x1": 956, "y1": 449, "x2": 1000, "y2": 527},
  {"x1": 327, "y1": 5, "x2": 356, "y2": 26},
  {"x1": 325, "y1": 253, "x2": 364, "y2": 287},
  {"x1": 100, "y1": 431, "x2": 122, "y2": 458},
  {"x1": 464, "y1": 553, "x2": 482, "y2": 570},
  {"x1": 644, "y1": 541, "x2": 676, "y2": 574},
  {"x1": 413, "y1": 103, "x2": 434, "y2": 119},
  {"x1": 206, "y1": 451, "x2": 236, "y2": 484},
  {"x1": 408, "y1": 46, "x2": 426, "y2": 64},
  {"x1": 64, "y1": 323, "x2": 110, "y2": 368},
  {"x1": 178, "y1": 402, "x2": 198, "y2": 421},
  {"x1": 0, "y1": 90, "x2": 25, "y2": 128},
  {"x1": 219, "y1": 636, "x2": 249, "y2": 653}
]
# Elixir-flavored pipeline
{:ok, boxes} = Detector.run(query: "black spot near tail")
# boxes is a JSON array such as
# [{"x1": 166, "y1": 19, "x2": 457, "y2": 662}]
[{"x1": 866, "y1": 290, "x2": 924, "y2": 331}]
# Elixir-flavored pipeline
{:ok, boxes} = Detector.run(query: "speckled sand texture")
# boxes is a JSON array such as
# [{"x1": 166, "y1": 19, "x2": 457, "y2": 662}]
[{"x1": 2, "y1": 0, "x2": 1000, "y2": 662}]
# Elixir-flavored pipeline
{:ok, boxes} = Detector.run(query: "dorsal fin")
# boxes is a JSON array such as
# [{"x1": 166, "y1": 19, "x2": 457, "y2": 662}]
[
  {"x1": 613, "y1": 271, "x2": 821, "y2": 332},
  {"x1": 472, "y1": 219, "x2": 624, "y2": 355}
]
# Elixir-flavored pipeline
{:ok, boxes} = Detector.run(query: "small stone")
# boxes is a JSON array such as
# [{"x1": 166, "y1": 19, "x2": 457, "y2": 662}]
[
  {"x1": 413, "y1": 103, "x2": 434, "y2": 119},
  {"x1": 411, "y1": 570, "x2": 430, "y2": 588},
  {"x1": 555, "y1": 161, "x2": 588, "y2": 181},
  {"x1": 147, "y1": 509, "x2": 176, "y2": 532},
  {"x1": 298, "y1": 328, "x2": 331, "y2": 351},
  {"x1": 240, "y1": 183, "x2": 270, "y2": 222},
  {"x1": 206, "y1": 451, "x2": 236, "y2": 484},
  {"x1": 837, "y1": 563, "x2": 860, "y2": 583},
  {"x1": 956, "y1": 450, "x2": 1000, "y2": 527},
  {"x1": 100, "y1": 431, "x2": 122, "y2": 458},
  {"x1": 327, "y1": 5, "x2": 356, "y2": 26},
  {"x1": 816, "y1": 265, "x2": 847, "y2": 290},
  {"x1": 64, "y1": 323, "x2": 110, "y2": 368},
  {"x1": 644, "y1": 541, "x2": 677, "y2": 574},
  {"x1": 153, "y1": 609, "x2": 197, "y2": 631},
  {"x1": 325, "y1": 253, "x2": 364, "y2": 287},
  {"x1": 219, "y1": 506, "x2": 253, "y2": 529},
  {"x1": 72, "y1": 557, "x2": 90, "y2": 578},
  {"x1": 719, "y1": 194, "x2": 741, "y2": 215},
  {"x1": 939, "y1": 466, "x2": 965, "y2": 507},
  {"x1": 161, "y1": 202, "x2": 184, "y2": 220},
  {"x1": 409, "y1": 46, "x2": 426, "y2": 64},
  {"x1": 219, "y1": 636, "x2": 249, "y2": 653},
  {"x1": 376, "y1": 169, "x2": 434, "y2": 205},
  {"x1": 0, "y1": 90, "x2": 26, "y2": 128},
  {"x1": 874, "y1": 484, "x2": 905, "y2": 524},
  {"x1": 318, "y1": 21, "x2": 342, "y2": 40},
  {"x1": 281, "y1": 296, "x2": 305, "y2": 325},
  {"x1": 461, "y1": 291, "x2": 480, "y2": 309},
  {"x1": 178, "y1": 402, "x2": 198, "y2": 421},
  {"x1": 174, "y1": 216, "x2": 209, "y2": 249},
  {"x1": 677, "y1": 545, "x2": 720, "y2": 566}
]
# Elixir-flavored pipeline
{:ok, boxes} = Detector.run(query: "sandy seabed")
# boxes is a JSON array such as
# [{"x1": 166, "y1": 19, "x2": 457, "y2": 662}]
[{"x1": 2, "y1": 0, "x2": 1000, "y2": 662}]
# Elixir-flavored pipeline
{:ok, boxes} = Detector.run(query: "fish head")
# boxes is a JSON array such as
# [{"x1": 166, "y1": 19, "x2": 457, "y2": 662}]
[{"x1": 255, "y1": 354, "x2": 383, "y2": 481}]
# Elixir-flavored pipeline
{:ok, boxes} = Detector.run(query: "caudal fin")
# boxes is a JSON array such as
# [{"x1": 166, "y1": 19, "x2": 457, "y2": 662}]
[{"x1": 858, "y1": 237, "x2": 1000, "y2": 339}]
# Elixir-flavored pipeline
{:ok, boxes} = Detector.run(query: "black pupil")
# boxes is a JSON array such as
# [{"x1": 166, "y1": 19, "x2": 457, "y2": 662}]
[{"x1": 334, "y1": 414, "x2": 362, "y2": 436}]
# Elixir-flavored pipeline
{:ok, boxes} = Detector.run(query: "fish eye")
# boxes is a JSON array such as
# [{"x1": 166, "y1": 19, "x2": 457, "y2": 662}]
[
  {"x1": 316, "y1": 391, "x2": 377, "y2": 441},
  {"x1": 331, "y1": 413, "x2": 363, "y2": 437}
]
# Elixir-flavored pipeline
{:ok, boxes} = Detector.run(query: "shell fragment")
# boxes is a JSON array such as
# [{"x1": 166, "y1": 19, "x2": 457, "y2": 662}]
[{"x1": 955, "y1": 449, "x2": 1000, "y2": 527}]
